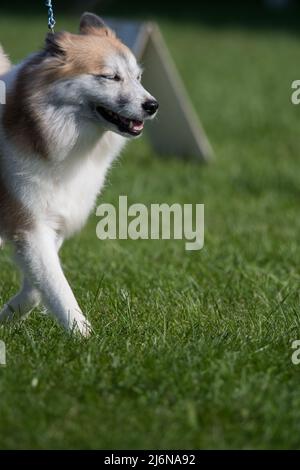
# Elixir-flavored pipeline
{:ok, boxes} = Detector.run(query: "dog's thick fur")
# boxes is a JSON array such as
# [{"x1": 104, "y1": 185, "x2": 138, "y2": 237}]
[{"x1": 0, "y1": 13, "x2": 158, "y2": 335}]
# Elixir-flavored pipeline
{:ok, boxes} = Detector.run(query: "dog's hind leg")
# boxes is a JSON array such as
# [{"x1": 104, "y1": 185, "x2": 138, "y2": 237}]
[
  {"x1": 14, "y1": 226, "x2": 92, "y2": 337},
  {"x1": 0, "y1": 277, "x2": 41, "y2": 323}
]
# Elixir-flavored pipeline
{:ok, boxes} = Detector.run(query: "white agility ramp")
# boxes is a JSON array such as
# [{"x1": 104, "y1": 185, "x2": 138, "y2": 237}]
[{"x1": 106, "y1": 19, "x2": 213, "y2": 161}]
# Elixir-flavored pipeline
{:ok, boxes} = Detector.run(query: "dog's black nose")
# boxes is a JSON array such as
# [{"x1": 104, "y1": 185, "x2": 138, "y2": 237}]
[{"x1": 142, "y1": 99, "x2": 159, "y2": 115}]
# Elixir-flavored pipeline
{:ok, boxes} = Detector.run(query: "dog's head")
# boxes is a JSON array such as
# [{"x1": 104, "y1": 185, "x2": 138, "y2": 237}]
[{"x1": 42, "y1": 13, "x2": 159, "y2": 138}]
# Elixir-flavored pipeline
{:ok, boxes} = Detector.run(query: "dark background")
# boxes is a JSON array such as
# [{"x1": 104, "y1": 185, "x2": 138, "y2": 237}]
[{"x1": 1, "y1": 0, "x2": 300, "y2": 34}]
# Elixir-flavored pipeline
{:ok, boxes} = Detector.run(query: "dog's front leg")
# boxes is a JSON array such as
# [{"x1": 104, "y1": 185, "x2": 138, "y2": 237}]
[
  {"x1": 15, "y1": 226, "x2": 91, "y2": 337},
  {"x1": 0, "y1": 277, "x2": 41, "y2": 323}
]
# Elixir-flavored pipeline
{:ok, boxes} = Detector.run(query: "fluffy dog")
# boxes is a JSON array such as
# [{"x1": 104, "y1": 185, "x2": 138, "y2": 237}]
[{"x1": 0, "y1": 13, "x2": 158, "y2": 336}]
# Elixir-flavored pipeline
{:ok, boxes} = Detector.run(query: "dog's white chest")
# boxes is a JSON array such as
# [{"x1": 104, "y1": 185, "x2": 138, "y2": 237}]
[
  {"x1": 1, "y1": 131, "x2": 126, "y2": 240},
  {"x1": 44, "y1": 133, "x2": 125, "y2": 238},
  {"x1": 46, "y1": 160, "x2": 105, "y2": 237}
]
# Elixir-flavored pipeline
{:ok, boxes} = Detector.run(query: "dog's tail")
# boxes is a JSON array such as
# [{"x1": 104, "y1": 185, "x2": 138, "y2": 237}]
[{"x1": 0, "y1": 44, "x2": 11, "y2": 76}]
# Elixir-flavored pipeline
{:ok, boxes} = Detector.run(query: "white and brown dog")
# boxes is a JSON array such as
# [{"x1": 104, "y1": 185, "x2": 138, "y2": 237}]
[{"x1": 0, "y1": 13, "x2": 158, "y2": 336}]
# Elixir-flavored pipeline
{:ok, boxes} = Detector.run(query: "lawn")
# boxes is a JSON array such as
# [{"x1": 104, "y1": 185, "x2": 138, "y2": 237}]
[{"x1": 1, "y1": 4, "x2": 300, "y2": 449}]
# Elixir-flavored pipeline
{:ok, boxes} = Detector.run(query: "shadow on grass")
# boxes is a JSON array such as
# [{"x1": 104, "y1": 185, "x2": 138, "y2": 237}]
[{"x1": 1, "y1": 0, "x2": 300, "y2": 35}]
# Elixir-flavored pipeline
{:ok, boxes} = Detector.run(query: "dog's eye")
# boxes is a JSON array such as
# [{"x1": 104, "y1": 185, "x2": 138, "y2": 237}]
[{"x1": 99, "y1": 74, "x2": 121, "y2": 82}]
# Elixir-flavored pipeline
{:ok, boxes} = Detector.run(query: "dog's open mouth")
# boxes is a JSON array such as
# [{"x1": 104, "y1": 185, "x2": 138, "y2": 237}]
[{"x1": 95, "y1": 105, "x2": 144, "y2": 136}]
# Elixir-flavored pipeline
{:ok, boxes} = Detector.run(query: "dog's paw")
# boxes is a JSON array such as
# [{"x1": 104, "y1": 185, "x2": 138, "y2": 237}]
[{"x1": 71, "y1": 314, "x2": 92, "y2": 338}]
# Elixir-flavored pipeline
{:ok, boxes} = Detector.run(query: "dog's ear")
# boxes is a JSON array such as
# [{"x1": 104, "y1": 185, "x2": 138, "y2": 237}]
[
  {"x1": 45, "y1": 32, "x2": 67, "y2": 56},
  {"x1": 79, "y1": 12, "x2": 115, "y2": 38},
  {"x1": 80, "y1": 12, "x2": 106, "y2": 32}
]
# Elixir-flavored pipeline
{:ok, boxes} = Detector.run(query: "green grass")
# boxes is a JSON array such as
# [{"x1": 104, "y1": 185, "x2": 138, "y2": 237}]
[{"x1": 1, "y1": 9, "x2": 300, "y2": 449}]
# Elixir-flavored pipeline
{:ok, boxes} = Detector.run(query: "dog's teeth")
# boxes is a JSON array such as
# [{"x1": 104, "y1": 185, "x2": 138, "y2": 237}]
[{"x1": 129, "y1": 121, "x2": 133, "y2": 129}]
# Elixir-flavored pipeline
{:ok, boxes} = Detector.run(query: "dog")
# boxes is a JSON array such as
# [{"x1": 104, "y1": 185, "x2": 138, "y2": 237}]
[{"x1": 0, "y1": 13, "x2": 159, "y2": 336}]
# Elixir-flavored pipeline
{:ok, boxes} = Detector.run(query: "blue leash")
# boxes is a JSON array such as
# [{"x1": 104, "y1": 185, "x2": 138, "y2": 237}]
[{"x1": 45, "y1": 0, "x2": 56, "y2": 33}]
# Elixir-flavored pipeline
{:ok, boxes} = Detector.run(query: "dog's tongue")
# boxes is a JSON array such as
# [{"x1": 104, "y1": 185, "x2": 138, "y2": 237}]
[
  {"x1": 131, "y1": 120, "x2": 144, "y2": 132},
  {"x1": 119, "y1": 116, "x2": 144, "y2": 133}
]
